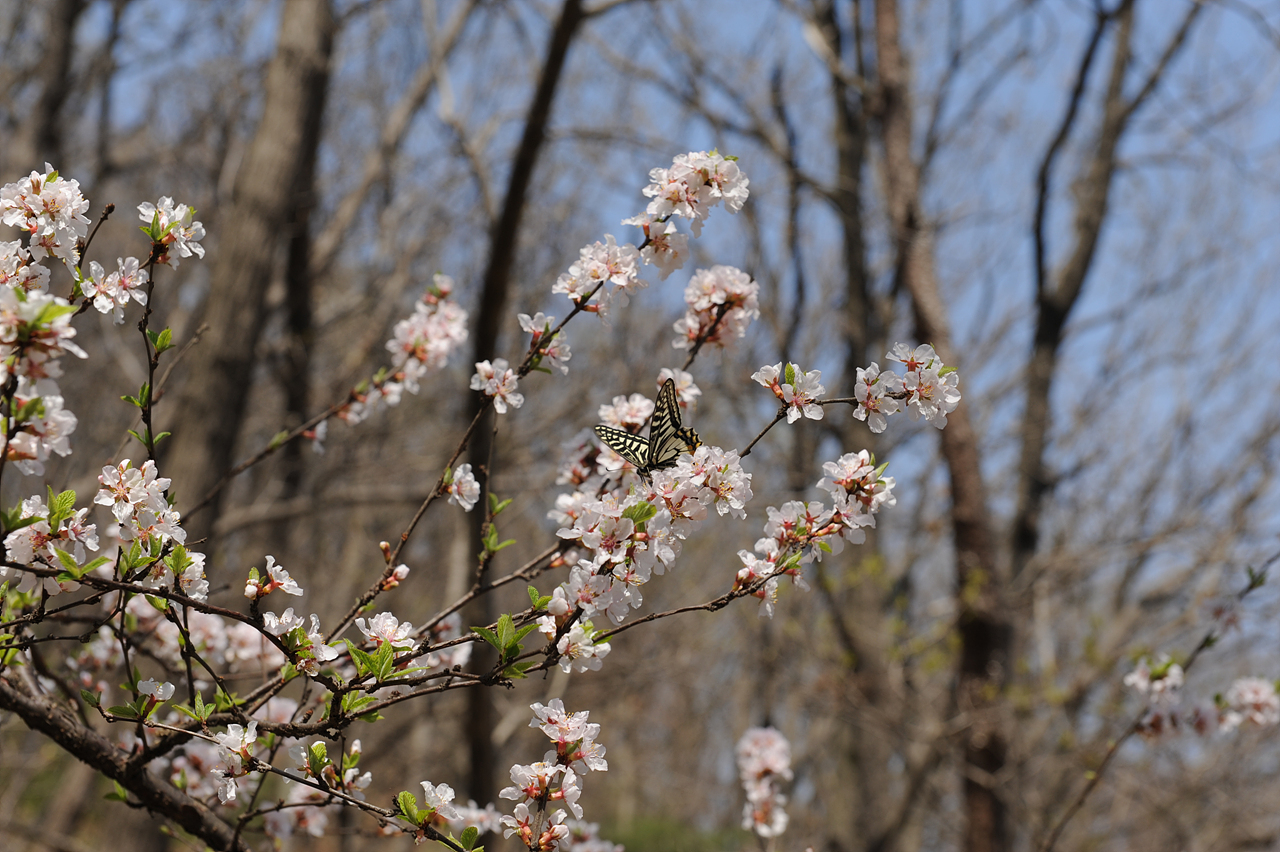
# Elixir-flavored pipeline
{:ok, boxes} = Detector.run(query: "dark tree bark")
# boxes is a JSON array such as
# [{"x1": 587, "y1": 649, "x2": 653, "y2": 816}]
[
  {"x1": 871, "y1": 2, "x2": 1007, "y2": 850},
  {"x1": 809, "y1": 3, "x2": 903, "y2": 849},
  {"x1": 14, "y1": 0, "x2": 85, "y2": 171},
  {"x1": 163, "y1": 0, "x2": 335, "y2": 539},
  {"x1": 462, "y1": 0, "x2": 586, "y2": 807},
  {"x1": 0, "y1": 675, "x2": 250, "y2": 852}
]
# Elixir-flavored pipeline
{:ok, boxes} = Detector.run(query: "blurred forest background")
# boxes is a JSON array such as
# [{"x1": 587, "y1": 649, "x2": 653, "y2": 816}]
[{"x1": 3, "y1": 0, "x2": 1280, "y2": 850}]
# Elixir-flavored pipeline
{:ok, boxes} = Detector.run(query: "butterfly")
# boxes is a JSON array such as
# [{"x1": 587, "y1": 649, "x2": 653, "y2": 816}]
[{"x1": 595, "y1": 378, "x2": 701, "y2": 477}]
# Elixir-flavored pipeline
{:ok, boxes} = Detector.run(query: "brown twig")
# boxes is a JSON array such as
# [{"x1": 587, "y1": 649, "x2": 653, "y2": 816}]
[{"x1": 1037, "y1": 557, "x2": 1275, "y2": 852}]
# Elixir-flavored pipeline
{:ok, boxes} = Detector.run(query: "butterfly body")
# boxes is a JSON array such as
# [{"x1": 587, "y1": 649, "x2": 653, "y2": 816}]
[{"x1": 595, "y1": 379, "x2": 701, "y2": 477}]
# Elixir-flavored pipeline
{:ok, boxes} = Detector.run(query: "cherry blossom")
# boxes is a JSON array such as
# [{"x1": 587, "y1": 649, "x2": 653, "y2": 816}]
[
  {"x1": 471, "y1": 358, "x2": 524, "y2": 413},
  {"x1": 737, "y1": 726, "x2": 793, "y2": 838},
  {"x1": 672, "y1": 265, "x2": 759, "y2": 351},
  {"x1": 447, "y1": 463, "x2": 481, "y2": 511},
  {"x1": 1, "y1": 164, "x2": 91, "y2": 262},
  {"x1": 138, "y1": 196, "x2": 205, "y2": 268}
]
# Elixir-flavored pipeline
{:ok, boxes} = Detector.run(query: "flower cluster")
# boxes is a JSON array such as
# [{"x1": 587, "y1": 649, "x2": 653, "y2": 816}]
[
  {"x1": 0, "y1": 287, "x2": 87, "y2": 380},
  {"x1": 735, "y1": 452, "x2": 895, "y2": 617},
  {"x1": 267, "y1": 740, "x2": 372, "y2": 840},
  {"x1": 211, "y1": 721, "x2": 259, "y2": 802},
  {"x1": 0, "y1": 165, "x2": 90, "y2": 263},
  {"x1": 95, "y1": 459, "x2": 185, "y2": 546},
  {"x1": 6, "y1": 377, "x2": 77, "y2": 475},
  {"x1": 547, "y1": 445, "x2": 752, "y2": 655},
  {"x1": 262, "y1": 608, "x2": 341, "y2": 676},
  {"x1": 138, "y1": 196, "x2": 205, "y2": 268},
  {"x1": 471, "y1": 357, "x2": 524, "y2": 413},
  {"x1": 639, "y1": 150, "x2": 749, "y2": 237},
  {"x1": 520, "y1": 312, "x2": 571, "y2": 374},
  {"x1": 736, "y1": 726, "x2": 793, "y2": 838},
  {"x1": 753, "y1": 362, "x2": 825, "y2": 423},
  {"x1": 551, "y1": 152, "x2": 749, "y2": 324},
  {"x1": 0, "y1": 240, "x2": 50, "y2": 292},
  {"x1": 83, "y1": 257, "x2": 149, "y2": 323},
  {"x1": 0, "y1": 494, "x2": 98, "y2": 596},
  {"x1": 1122, "y1": 658, "x2": 1280, "y2": 739},
  {"x1": 499, "y1": 701, "x2": 610, "y2": 852},
  {"x1": 551, "y1": 236, "x2": 642, "y2": 325},
  {"x1": 387, "y1": 274, "x2": 470, "y2": 393},
  {"x1": 1123, "y1": 655, "x2": 1184, "y2": 704},
  {"x1": 673, "y1": 265, "x2": 760, "y2": 352},
  {"x1": 620, "y1": 214, "x2": 687, "y2": 279},
  {"x1": 341, "y1": 275, "x2": 470, "y2": 425},
  {"x1": 853, "y1": 343, "x2": 960, "y2": 432},
  {"x1": 1219, "y1": 677, "x2": 1280, "y2": 731}
]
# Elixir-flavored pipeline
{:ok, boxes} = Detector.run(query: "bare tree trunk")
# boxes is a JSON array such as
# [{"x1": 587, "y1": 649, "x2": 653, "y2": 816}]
[
  {"x1": 808, "y1": 2, "x2": 909, "y2": 849},
  {"x1": 463, "y1": 0, "x2": 586, "y2": 808},
  {"x1": 870, "y1": 2, "x2": 1006, "y2": 850},
  {"x1": 163, "y1": 0, "x2": 335, "y2": 539},
  {"x1": 13, "y1": 0, "x2": 85, "y2": 171}
]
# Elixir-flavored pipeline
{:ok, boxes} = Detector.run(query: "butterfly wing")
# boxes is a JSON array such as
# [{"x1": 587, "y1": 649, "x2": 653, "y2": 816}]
[
  {"x1": 645, "y1": 379, "x2": 695, "y2": 473},
  {"x1": 594, "y1": 425, "x2": 650, "y2": 470}
]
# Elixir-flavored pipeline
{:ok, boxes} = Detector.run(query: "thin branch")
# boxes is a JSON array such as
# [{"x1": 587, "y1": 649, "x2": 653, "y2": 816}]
[
  {"x1": 739, "y1": 407, "x2": 787, "y2": 458},
  {"x1": 1037, "y1": 556, "x2": 1276, "y2": 852}
]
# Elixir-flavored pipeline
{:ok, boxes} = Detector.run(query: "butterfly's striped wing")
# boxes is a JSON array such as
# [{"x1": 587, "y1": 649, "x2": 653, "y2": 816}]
[
  {"x1": 645, "y1": 379, "x2": 702, "y2": 473},
  {"x1": 596, "y1": 378, "x2": 700, "y2": 477},
  {"x1": 594, "y1": 425, "x2": 650, "y2": 470},
  {"x1": 644, "y1": 379, "x2": 684, "y2": 472}
]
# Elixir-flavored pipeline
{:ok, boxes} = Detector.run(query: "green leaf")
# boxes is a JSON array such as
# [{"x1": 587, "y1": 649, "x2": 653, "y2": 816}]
[
  {"x1": 45, "y1": 489, "x2": 76, "y2": 526},
  {"x1": 784, "y1": 362, "x2": 797, "y2": 386},
  {"x1": 14, "y1": 396, "x2": 45, "y2": 423},
  {"x1": 3, "y1": 513, "x2": 40, "y2": 535},
  {"x1": 105, "y1": 781, "x2": 129, "y2": 802},
  {"x1": 341, "y1": 692, "x2": 380, "y2": 721},
  {"x1": 503, "y1": 661, "x2": 533, "y2": 679},
  {"x1": 622, "y1": 502, "x2": 658, "y2": 526},
  {"x1": 373, "y1": 642, "x2": 396, "y2": 681},
  {"x1": 267, "y1": 430, "x2": 290, "y2": 450},
  {"x1": 495, "y1": 614, "x2": 516, "y2": 651},
  {"x1": 395, "y1": 791, "x2": 421, "y2": 824},
  {"x1": 150, "y1": 328, "x2": 174, "y2": 354},
  {"x1": 461, "y1": 826, "x2": 480, "y2": 850},
  {"x1": 491, "y1": 497, "x2": 513, "y2": 517},
  {"x1": 33, "y1": 301, "x2": 77, "y2": 324},
  {"x1": 492, "y1": 538, "x2": 516, "y2": 553},
  {"x1": 347, "y1": 641, "x2": 377, "y2": 678},
  {"x1": 107, "y1": 704, "x2": 140, "y2": 719},
  {"x1": 472, "y1": 625, "x2": 500, "y2": 650},
  {"x1": 527, "y1": 585, "x2": 542, "y2": 608},
  {"x1": 80, "y1": 689, "x2": 101, "y2": 707},
  {"x1": 308, "y1": 742, "x2": 329, "y2": 774},
  {"x1": 52, "y1": 547, "x2": 80, "y2": 575}
]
